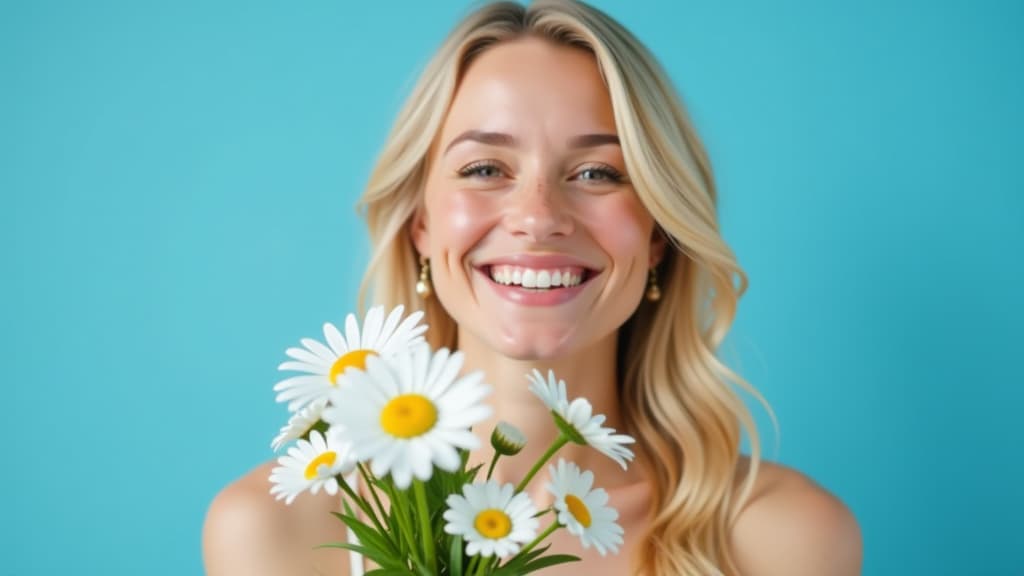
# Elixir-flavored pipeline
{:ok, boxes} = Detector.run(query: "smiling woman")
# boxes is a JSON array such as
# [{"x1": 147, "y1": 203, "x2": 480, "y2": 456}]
[
  {"x1": 412, "y1": 37, "x2": 662, "y2": 360},
  {"x1": 202, "y1": 1, "x2": 862, "y2": 575}
]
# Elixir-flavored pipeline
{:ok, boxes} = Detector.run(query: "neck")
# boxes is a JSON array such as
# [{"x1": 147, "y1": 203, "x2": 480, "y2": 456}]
[{"x1": 456, "y1": 329, "x2": 645, "y2": 504}]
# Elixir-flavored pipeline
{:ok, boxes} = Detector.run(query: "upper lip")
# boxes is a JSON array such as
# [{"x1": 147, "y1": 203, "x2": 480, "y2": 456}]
[{"x1": 474, "y1": 253, "x2": 601, "y2": 271}]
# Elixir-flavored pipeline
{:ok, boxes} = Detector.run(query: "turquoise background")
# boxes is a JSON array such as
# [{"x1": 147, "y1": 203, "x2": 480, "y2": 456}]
[{"x1": 3, "y1": 0, "x2": 1021, "y2": 574}]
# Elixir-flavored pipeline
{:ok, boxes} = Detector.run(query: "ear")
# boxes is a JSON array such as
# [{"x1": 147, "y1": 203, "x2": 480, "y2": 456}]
[
  {"x1": 410, "y1": 204, "x2": 430, "y2": 258},
  {"x1": 649, "y1": 226, "x2": 668, "y2": 268}
]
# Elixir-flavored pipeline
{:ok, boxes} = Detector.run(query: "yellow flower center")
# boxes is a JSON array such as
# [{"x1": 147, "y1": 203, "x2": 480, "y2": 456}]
[
  {"x1": 329, "y1": 349, "x2": 377, "y2": 384},
  {"x1": 565, "y1": 494, "x2": 592, "y2": 528},
  {"x1": 380, "y1": 394, "x2": 437, "y2": 438},
  {"x1": 474, "y1": 509, "x2": 512, "y2": 539},
  {"x1": 303, "y1": 451, "x2": 337, "y2": 480}
]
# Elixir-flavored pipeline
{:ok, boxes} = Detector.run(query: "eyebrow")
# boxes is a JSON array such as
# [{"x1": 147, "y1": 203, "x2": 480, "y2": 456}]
[
  {"x1": 444, "y1": 131, "x2": 517, "y2": 155},
  {"x1": 443, "y1": 130, "x2": 620, "y2": 155},
  {"x1": 568, "y1": 133, "x2": 620, "y2": 148}
]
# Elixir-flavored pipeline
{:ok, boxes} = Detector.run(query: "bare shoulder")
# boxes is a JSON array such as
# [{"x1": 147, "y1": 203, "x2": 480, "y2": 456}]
[
  {"x1": 730, "y1": 457, "x2": 863, "y2": 576},
  {"x1": 203, "y1": 460, "x2": 351, "y2": 576}
]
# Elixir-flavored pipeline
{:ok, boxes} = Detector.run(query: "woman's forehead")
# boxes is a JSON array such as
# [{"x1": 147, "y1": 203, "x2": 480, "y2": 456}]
[{"x1": 441, "y1": 37, "x2": 617, "y2": 142}]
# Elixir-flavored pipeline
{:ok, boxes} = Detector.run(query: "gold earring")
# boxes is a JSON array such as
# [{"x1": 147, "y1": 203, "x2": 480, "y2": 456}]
[
  {"x1": 415, "y1": 256, "x2": 432, "y2": 298},
  {"x1": 645, "y1": 267, "x2": 661, "y2": 302}
]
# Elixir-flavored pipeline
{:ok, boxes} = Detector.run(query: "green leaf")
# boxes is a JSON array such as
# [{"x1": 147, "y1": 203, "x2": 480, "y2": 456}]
[
  {"x1": 491, "y1": 547, "x2": 546, "y2": 576},
  {"x1": 448, "y1": 535, "x2": 464, "y2": 576},
  {"x1": 332, "y1": 513, "x2": 396, "y2": 558},
  {"x1": 491, "y1": 545, "x2": 579, "y2": 576},
  {"x1": 315, "y1": 541, "x2": 370, "y2": 556},
  {"x1": 519, "y1": 553, "x2": 581, "y2": 573},
  {"x1": 330, "y1": 513, "x2": 407, "y2": 570},
  {"x1": 316, "y1": 540, "x2": 407, "y2": 570}
]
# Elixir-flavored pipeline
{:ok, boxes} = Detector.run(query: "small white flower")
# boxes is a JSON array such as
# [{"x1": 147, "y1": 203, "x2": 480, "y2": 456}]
[
  {"x1": 528, "y1": 369, "x2": 569, "y2": 413},
  {"x1": 324, "y1": 344, "x2": 491, "y2": 489},
  {"x1": 269, "y1": 430, "x2": 356, "y2": 505},
  {"x1": 273, "y1": 305, "x2": 427, "y2": 412},
  {"x1": 443, "y1": 480, "x2": 539, "y2": 558},
  {"x1": 271, "y1": 398, "x2": 328, "y2": 451},
  {"x1": 547, "y1": 459, "x2": 624, "y2": 556},
  {"x1": 527, "y1": 369, "x2": 636, "y2": 469}
]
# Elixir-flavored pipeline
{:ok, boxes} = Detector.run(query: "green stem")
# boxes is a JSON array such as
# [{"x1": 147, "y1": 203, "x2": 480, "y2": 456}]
[
  {"x1": 384, "y1": 481, "x2": 421, "y2": 567},
  {"x1": 473, "y1": 553, "x2": 490, "y2": 576},
  {"x1": 516, "y1": 521, "x2": 560, "y2": 559},
  {"x1": 336, "y1": 473, "x2": 389, "y2": 543},
  {"x1": 413, "y1": 480, "x2": 437, "y2": 571},
  {"x1": 515, "y1": 435, "x2": 569, "y2": 493},
  {"x1": 358, "y1": 464, "x2": 390, "y2": 532},
  {"x1": 486, "y1": 451, "x2": 501, "y2": 480},
  {"x1": 466, "y1": 555, "x2": 481, "y2": 576}
]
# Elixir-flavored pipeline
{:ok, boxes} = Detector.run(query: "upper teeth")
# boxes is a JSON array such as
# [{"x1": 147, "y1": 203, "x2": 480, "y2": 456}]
[{"x1": 488, "y1": 266, "x2": 585, "y2": 288}]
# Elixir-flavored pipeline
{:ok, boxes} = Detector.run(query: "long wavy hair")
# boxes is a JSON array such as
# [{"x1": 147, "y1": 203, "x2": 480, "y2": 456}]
[{"x1": 356, "y1": 1, "x2": 774, "y2": 573}]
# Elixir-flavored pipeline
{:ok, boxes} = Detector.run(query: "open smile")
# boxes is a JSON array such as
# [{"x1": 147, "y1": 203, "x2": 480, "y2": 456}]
[
  {"x1": 473, "y1": 259, "x2": 601, "y2": 306},
  {"x1": 482, "y1": 264, "x2": 597, "y2": 290}
]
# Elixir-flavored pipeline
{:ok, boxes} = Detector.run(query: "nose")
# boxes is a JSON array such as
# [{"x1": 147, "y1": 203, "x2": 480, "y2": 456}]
[{"x1": 502, "y1": 172, "x2": 574, "y2": 241}]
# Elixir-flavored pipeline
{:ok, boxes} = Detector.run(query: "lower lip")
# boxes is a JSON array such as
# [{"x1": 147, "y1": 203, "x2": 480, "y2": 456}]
[{"x1": 480, "y1": 270, "x2": 590, "y2": 306}]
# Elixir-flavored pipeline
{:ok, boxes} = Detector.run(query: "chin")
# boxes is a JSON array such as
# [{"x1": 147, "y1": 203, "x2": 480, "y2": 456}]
[{"x1": 491, "y1": 326, "x2": 580, "y2": 361}]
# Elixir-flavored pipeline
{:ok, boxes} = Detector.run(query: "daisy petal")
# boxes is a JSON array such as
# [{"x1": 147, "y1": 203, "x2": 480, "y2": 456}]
[
  {"x1": 345, "y1": 313, "x2": 361, "y2": 350},
  {"x1": 323, "y1": 322, "x2": 348, "y2": 357},
  {"x1": 299, "y1": 338, "x2": 335, "y2": 362},
  {"x1": 285, "y1": 346, "x2": 329, "y2": 365},
  {"x1": 362, "y1": 306, "x2": 384, "y2": 349}
]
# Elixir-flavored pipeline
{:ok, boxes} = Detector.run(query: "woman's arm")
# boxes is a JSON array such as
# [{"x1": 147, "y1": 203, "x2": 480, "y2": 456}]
[
  {"x1": 203, "y1": 461, "x2": 352, "y2": 576},
  {"x1": 730, "y1": 462, "x2": 863, "y2": 576}
]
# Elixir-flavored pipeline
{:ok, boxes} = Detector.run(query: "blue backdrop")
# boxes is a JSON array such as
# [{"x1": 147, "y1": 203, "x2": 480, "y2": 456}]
[{"x1": 3, "y1": 1, "x2": 1021, "y2": 574}]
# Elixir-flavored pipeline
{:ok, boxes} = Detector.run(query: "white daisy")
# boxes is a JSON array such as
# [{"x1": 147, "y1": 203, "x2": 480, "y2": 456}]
[
  {"x1": 273, "y1": 305, "x2": 427, "y2": 412},
  {"x1": 527, "y1": 369, "x2": 636, "y2": 469},
  {"x1": 270, "y1": 397, "x2": 328, "y2": 452},
  {"x1": 528, "y1": 369, "x2": 569, "y2": 413},
  {"x1": 443, "y1": 480, "x2": 539, "y2": 558},
  {"x1": 268, "y1": 429, "x2": 356, "y2": 505},
  {"x1": 547, "y1": 459, "x2": 624, "y2": 556},
  {"x1": 323, "y1": 343, "x2": 492, "y2": 489}
]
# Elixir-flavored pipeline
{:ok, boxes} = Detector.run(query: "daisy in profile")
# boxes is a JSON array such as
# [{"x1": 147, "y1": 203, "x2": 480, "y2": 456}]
[
  {"x1": 323, "y1": 343, "x2": 491, "y2": 489},
  {"x1": 526, "y1": 369, "x2": 636, "y2": 469},
  {"x1": 269, "y1": 429, "x2": 356, "y2": 505},
  {"x1": 270, "y1": 397, "x2": 328, "y2": 452},
  {"x1": 547, "y1": 459, "x2": 624, "y2": 556},
  {"x1": 443, "y1": 480, "x2": 539, "y2": 558},
  {"x1": 273, "y1": 305, "x2": 427, "y2": 412}
]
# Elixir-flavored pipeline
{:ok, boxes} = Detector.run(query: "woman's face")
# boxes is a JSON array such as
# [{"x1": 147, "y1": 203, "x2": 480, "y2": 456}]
[{"x1": 413, "y1": 37, "x2": 664, "y2": 360}]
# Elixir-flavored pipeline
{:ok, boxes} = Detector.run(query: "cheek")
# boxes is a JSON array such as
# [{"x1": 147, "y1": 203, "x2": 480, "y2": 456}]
[
  {"x1": 580, "y1": 195, "x2": 655, "y2": 259},
  {"x1": 427, "y1": 189, "x2": 499, "y2": 258}
]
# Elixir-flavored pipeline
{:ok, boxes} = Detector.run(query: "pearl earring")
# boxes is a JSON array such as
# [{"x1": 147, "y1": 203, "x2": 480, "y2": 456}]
[
  {"x1": 645, "y1": 267, "x2": 661, "y2": 302},
  {"x1": 415, "y1": 257, "x2": 432, "y2": 298}
]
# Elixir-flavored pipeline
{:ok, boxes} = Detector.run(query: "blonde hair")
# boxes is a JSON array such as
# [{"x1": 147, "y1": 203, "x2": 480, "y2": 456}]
[{"x1": 357, "y1": 1, "x2": 774, "y2": 574}]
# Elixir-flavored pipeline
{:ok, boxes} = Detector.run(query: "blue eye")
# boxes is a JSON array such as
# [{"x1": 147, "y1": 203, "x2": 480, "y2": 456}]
[
  {"x1": 458, "y1": 162, "x2": 503, "y2": 179},
  {"x1": 575, "y1": 165, "x2": 625, "y2": 183}
]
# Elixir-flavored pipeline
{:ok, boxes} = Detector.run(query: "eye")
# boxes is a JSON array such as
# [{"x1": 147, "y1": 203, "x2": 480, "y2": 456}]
[
  {"x1": 573, "y1": 164, "x2": 625, "y2": 183},
  {"x1": 457, "y1": 161, "x2": 505, "y2": 179}
]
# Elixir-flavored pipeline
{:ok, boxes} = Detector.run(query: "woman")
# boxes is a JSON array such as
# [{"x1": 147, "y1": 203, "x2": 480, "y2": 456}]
[{"x1": 203, "y1": 1, "x2": 862, "y2": 574}]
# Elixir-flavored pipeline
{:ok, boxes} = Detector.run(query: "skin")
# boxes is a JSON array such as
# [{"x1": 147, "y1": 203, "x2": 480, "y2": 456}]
[{"x1": 203, "y1": 38, "x2": 862, "y2": 576}]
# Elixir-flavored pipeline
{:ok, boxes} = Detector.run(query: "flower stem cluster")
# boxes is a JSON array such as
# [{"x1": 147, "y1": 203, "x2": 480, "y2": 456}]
[{"x1": 266, "y1": 306, "x2": 634, "y2": 574}]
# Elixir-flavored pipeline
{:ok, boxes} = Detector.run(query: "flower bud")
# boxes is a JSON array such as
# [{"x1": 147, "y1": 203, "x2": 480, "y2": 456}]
[{"x1": 490, "y1": 421, "x2": 526, "y2": 456}]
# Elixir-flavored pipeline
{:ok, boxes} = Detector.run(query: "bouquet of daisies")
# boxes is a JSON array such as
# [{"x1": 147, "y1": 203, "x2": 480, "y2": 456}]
[{"x1": 268, "y1": 305, "x2": 635, "y2": 575}]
